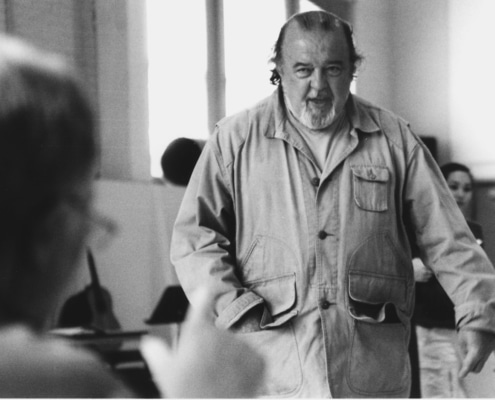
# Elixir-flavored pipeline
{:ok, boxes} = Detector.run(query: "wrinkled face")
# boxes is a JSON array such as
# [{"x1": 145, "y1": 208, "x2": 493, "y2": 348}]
[
  {"x1": 278, "y1": 23, "x2": 353, "y2": 130},
  {"x1": 446, "y1": 171, "x2": 473, "y2": 217}
]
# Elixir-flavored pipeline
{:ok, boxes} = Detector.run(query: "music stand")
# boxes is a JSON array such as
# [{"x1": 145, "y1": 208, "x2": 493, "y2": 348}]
[{"x1": 145, "y1": 285, "x2": 189, "y2": 325}]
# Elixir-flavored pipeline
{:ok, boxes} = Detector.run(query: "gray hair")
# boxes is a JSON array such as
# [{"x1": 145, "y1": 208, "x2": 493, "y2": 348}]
[{"x1": 269, "y1": 10, "x2": 364, "y2": 85}]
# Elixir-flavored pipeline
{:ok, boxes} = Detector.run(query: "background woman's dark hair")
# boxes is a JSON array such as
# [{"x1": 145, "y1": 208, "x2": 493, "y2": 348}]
[
  {"x1": 440, "y1": 162, "x2": 473, "y2": 183},
  {"x1": 269, "y1": 10, "x2": 364, "y2": 86}
]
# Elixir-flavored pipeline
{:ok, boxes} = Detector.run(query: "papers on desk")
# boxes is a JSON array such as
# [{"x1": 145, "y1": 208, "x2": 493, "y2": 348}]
[
  {"x1": 50, "y1": 327, "x2": 159, "y2": 397},
  {"x1": 139, "y1": 335, "x2": 170, "y2": 397},
  {"x1": 49, "y1": 327, "x2": 149, "y2": 359},
  {"x1": 49, "y1": 327, "x2": 147, "y2": 346},
  {"x1": 50, "y1": 326, "x2": 97, "y2": 336}
]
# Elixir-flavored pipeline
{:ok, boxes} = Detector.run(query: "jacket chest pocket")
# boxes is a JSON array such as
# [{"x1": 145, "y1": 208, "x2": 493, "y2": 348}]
[{"x1": 351, "y1": 165, "x2": 389, "y2": 212}]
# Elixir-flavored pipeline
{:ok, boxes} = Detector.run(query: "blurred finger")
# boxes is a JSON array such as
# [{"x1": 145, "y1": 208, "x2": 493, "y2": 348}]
[
  {"x1": 459, "y1": 350, "x2": 490, "y2": 377},
  {"x1": 459, "y1": 348, "x2": 480, "y2": 378},
  {"x1": 473, "y1": 354, "x2": 490, "y2": 374},
  {"x1": 183, "y1": 286, "x2": 215, "y2": 327},
  {"x1": 140, "y1": 335, "x2": 174, "y2": 396}
]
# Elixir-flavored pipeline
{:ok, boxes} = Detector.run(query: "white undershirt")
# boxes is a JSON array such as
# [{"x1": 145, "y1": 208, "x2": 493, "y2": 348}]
[{"x1": 287, "y1": 107, "x2": 351, "y2": 173}]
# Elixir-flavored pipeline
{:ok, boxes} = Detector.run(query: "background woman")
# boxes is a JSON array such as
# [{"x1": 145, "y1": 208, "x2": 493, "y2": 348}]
[{"x1": 413, "y1": 162, "x2": 483, "y2": 398}]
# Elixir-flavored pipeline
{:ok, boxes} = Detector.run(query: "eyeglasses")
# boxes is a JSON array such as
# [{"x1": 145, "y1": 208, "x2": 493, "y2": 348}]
[
  {"x1": 65, "y1": 195, "x2": 118, "y2": 251},
  {"x1": 85, "y1": 209, "x2": 118, "y2": 251}
]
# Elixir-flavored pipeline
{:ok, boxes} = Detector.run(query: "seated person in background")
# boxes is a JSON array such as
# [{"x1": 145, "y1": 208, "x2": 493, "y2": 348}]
[
  {"x1": 161, "y1": 137, "x2": 205, "y2": 186},
  {"x1": 0, "y1": 35, "x2": 264, "y2": 398},
  {"x1": 413, "y1": 162, "x2": 484, "y2": 398}
]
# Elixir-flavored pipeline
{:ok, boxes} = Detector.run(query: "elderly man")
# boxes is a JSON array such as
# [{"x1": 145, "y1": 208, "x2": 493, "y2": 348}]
[{"x1": 171, "y1": 10, "x2": 495, "y2": 398}]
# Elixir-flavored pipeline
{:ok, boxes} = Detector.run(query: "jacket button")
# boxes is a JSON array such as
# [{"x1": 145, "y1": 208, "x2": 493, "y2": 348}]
[
  {"x1": 318, "y1": 230, "x2": 328, "y2": 239},
  {"x1": 311, "y1": 177, "x2": 320, "y2": 187},
  {"x1": 321, "y1": 300, "x2": 331, "y2": 309}
]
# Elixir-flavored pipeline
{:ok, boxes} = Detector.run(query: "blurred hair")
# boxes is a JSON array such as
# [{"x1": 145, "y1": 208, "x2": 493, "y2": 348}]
[
  {"x1": 440, "y1": 162, "x2": 474, "y2": 185},
  {"x1": 0, "y1": 36, "x2": 96, "y2": 238},
  {"x1": 269, "y1": 10, "x2": 364, "y2": 85}
]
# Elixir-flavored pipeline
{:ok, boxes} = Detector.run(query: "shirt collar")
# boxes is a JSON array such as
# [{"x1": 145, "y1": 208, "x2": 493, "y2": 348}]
[{"x1": 271, "y1": 88, "x2": 289, "y2": 138}]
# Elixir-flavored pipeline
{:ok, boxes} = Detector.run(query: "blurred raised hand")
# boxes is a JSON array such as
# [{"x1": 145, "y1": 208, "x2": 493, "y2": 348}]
[{"x1": 141, "y1": 287, "x2": 265, "y2": 398}]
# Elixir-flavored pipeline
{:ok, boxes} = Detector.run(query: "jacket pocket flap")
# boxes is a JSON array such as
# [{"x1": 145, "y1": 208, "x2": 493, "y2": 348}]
[
  {"x1": 351, "y1": 165, "x2": 389, "y2": 182},
  {"x1": 249, "y1": 273, "x2": 296, "y2": 317},
  {"x1": 348, "y1": 271, "x2": 406, "y2": 307}
]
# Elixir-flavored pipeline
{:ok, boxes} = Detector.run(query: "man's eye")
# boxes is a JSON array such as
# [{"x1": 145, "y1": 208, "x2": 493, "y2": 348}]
[
  {"x1": 295, "y1": 68, "x2": 311, "y2": 77},
  {"x1": 326, "y1": 66, "x2": 342, "y2": 76}
]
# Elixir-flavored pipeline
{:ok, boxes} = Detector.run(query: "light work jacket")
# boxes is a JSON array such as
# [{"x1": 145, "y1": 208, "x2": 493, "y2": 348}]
[{"x1": 171, "y1": 89, "x2": 495, "y2": 398}]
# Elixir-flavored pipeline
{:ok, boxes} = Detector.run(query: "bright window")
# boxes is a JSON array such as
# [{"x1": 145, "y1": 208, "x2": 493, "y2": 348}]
[
  {"x1": 223, "y1": 0, "x2": 286, "y2": 115},
  {"x1": 299, "y1": 0, "x2": 321, "y2": 12},
  {"x1": 146, "y1": 0, "x2": 208, "y2": 178},
  {"x1": 146, "y1": 1, "x2": 354, "y2": 178}
]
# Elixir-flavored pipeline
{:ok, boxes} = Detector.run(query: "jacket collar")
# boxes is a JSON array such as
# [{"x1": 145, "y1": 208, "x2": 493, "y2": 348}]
[{"x1": 345, "y1": 94, "x2": 381, "y2": 134}]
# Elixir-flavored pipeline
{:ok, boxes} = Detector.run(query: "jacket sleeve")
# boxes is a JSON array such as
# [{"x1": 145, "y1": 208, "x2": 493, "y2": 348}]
[
  {"x1": 170, "y1": 130, "x2": 265, "y2": 330},
  {"x1": 404, "y1": 138, "x2": 495, "y2": 332}
]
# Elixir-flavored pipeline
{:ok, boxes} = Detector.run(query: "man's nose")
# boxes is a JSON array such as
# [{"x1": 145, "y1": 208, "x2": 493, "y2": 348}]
[{"x1": 311, "y1": 69, "x2": 329, "y2": 91}]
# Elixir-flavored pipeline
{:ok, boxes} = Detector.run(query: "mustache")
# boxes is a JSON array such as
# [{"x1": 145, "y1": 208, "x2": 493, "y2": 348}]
[{"x1": 307, "y1": 96, "x2": 332, "y2": 102}]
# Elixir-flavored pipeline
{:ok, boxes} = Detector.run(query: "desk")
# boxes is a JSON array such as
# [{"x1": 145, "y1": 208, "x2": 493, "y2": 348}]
[{"x1": 50, "y1": 328, "x2": 160, "y2": 398}]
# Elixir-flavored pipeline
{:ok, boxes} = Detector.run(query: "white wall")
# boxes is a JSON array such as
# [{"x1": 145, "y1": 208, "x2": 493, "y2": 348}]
[
  {"x1": 55, "y1": 179, "x2": 185, "y2": 333},
  {"x1": 353, "y1": 0, "x2": 395, "y2": 112},
  {"x1": 354, "y1": 0, "x2": 495, "y2": 180},
  {"x1": 95, "y1": 0, "x2": 150, "y2": 181},
  {"x1": 354, "y1": 0, "x2": 450, "y2": 164},
  {"x1": 449, "y1": 0, "x2": 495, "y2": 180}
]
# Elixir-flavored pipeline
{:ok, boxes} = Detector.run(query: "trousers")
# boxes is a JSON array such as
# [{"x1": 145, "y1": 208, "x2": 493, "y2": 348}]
[{"x1": 416, "y1": 325, "x2": 467, "y2": 398}]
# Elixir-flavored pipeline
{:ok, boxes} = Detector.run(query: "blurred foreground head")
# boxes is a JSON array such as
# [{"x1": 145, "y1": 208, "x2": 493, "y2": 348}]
[{"x1": 0, "y1": 36, "x2": 97, "y2": 330}]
